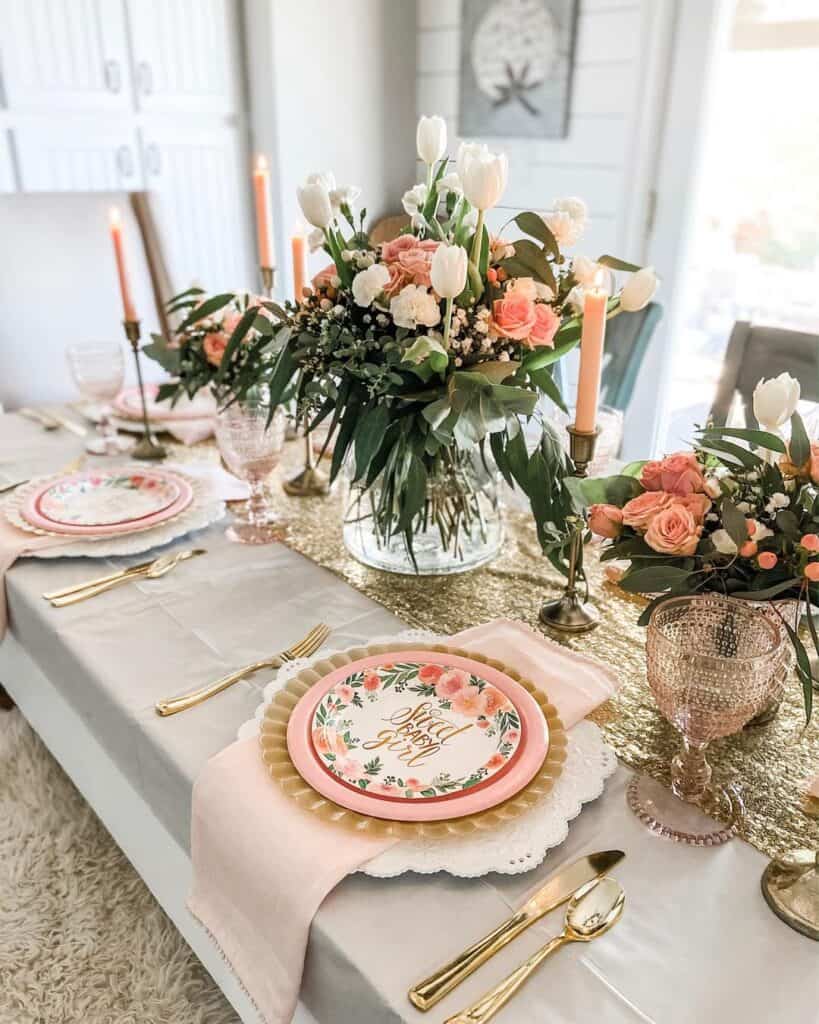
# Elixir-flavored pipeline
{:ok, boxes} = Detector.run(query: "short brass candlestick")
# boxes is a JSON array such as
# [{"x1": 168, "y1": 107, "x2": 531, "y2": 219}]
[
  {"x1": 259, "y1": 265, "x2": 276, "y2": 299},
  {"x1": 540, "y1": 425, "x2": 601, "y2": 634},
  {"x1": 122, "y1": 320, "x2": 167, "y2": 460},
  {"x1": 283, "y1": 417, "x2": 330, "y2": 497}
]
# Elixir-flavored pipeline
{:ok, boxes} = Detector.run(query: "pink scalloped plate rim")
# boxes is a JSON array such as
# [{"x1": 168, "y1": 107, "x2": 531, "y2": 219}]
[
  {"x1": 21, "y1": 470, "x2": 194, "y2": 536},
  {"x1": 114, "y1": 385, "x2": 216, "y2": 422},
  {"x1": 287, "y1": 650, "x2": 549, "y2": 822}
]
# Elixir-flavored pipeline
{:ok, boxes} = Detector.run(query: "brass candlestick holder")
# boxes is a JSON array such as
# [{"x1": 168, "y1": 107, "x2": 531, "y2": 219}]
[
  {"x1": 540, "y1": 425, "x2": 600, "y2": 634},
  {"x1": 761, "y1": 849, "x2": 819, "y2": 941},
  {"x1": 259, "y1": 265, "x2": 276, "y2": 298},
  {"x1": 283, "y1": 418, "x2": 330, "y2": 497},
  {"x1": 122, "y1": 320, "x2": 166, "y2": 461}
]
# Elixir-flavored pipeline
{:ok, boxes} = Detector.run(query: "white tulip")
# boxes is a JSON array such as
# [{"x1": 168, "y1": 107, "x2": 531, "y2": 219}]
[
  {"x1": 305, "y1": 171, "x2": 336, "y2": 192},
  {"x1": 753, "y1": 372, "x2": 801, "y2": 431},
  {"x1": 402, "y1": 183, "x2": 428, "y2": 217},
  {"x1": 307, "y1": 228, "x2": 325, "y2": 253},
  {"x1": 436, "y1": 171, "x2": 463, "y2": 196},
  {"x1": 430, "y1": 244, "x2": 468, "y2": 300},
  {"x1": 711, "y1": 529, "x2": 738, "y2": 555},
  {"x1": 329, "y1": 185, "x2": 361, "y2": 211},
  {"x1": 620, "y1": 266, "x2": 659, "y2": 312},
  {"x1": 456, "y1": 142, "x2": 488, "y2": 179},
  {"x1": 390, "y1": 284, "x2": 441, "y2": 330},
  {"x1": 351, "y1": 263, "x2": 390, "y2": 307},
  {"x1": 460, "y1": 148, "x2": 508, "y2": 211},
  {"x1": 297, "y1": 178, "x2": 334, "y2": 229},
  {"x1": 416, "y1": 115, "x2": 447, "y2": 166},
  {"x1": 571, "y1": 255, "x2": 600, "y2": 288}
]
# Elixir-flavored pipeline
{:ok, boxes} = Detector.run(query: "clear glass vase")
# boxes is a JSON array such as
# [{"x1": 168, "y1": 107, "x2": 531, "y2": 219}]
[{"x1": 342, "y1": 446, "x2": 504, "y2": 575}]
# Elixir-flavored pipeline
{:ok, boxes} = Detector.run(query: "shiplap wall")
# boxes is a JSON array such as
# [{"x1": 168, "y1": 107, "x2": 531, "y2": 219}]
[{"x1": 416, "y1": 0, "x2": 673, "y2": 264}]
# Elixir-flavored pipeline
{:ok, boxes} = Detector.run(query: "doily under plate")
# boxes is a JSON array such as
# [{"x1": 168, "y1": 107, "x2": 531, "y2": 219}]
[{"x1": 237, "y1": 630, "x2": 617, "y2": 878}]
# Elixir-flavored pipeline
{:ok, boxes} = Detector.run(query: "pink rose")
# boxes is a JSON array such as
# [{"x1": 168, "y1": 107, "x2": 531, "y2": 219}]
[
  {"x1": 371, "y1": 782, "x2": 399, "y2": 796},
  {"x1": 675, "y1": 492, "x2": 712, "y2": 524},
  {"x1": 435, "y1": 669, "x2": 469, "y2": 699},
  {"x1": 482, "y1": 687, "x2": 508, "y2": 716},
  {"x1": 404, "y1": 778, "x2": 424, "y2": 792},
  {"x1": 380, "y1": 235, "x2": 437, "y2": 262},
  {"x1": 490, "y1": 295, "x2": 537, "y2": 341},
  {"x1": 621, "y1": 491, "x2": 673, "y2": 531},
  {"x1": 588, "y1": 503, "x2": 624, "y2": 539},
  {"x1": 451, "y1": 685, "x2": 488, "y2": 717},
  {"x1": 524, "y1": 304, "x2": 559, "y2": 348},
  {"x1": 810, "y1": 443, "x2": 819, "y2": 485},
  {"x1": 505, "y1": 729, "x2": 520, "y2": 743},
  {"x1": 202, "y1": 330, "x2": 228, "y2": 366},
  {"x1": 644, "y1": 504, "x2": 702, "y2": 556},
  {"x1": 335, "y1": 756, "x2": 363, "y2": 780},
  {"x1": 476, "y1": 718, "x2": 490, "y2": 729},
  {"x1": 398, "y1": 246, "x2": 437, "y2": 288},
  {"x1": 418, "y1": 664, "x2": 444, "y2": 684},
  {"x1": 640, "y1": 453, "x2": 705, "y2": 495},
  {"x1": 382, "y1": 263, "x2": 410, "y2": 298},
  {"x1": 362, "y1": 672, "x2": 381, "y2": 692},
  {"x1": 312, "y1": 264, "x2": 337, "y2": 290},
  {"x1": 334, "y1": 684, "x2": 354, "y2": 704},
  {"x1": 485, "y1": 753, "x2": 506, "y2": 771}
]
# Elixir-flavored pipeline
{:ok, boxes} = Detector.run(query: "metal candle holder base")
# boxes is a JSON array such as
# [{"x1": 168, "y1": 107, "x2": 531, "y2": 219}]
[
  {"x1": 540, "y1": 425, "x2": 601, "y2": 635},
  {"x1": 122, "y1": 320, "x2": 166, "y2": 461},
  {"x1": 259, "y1": 265, "x2": 276, "y2": 299},
  {"x1": 761, "y1": 850, "x2": 819, "y2": 941},
  {"x1": 283, "y1": 424, "x2": 330, "y2": 498}
]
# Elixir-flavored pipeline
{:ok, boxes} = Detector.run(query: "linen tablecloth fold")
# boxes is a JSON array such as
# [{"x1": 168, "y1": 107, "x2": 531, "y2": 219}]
[
  {"x1": 188, "y1": 618, "x2": 621, "y2": 1024},
  {"x1": 0, "y1": 517, "x2": 67, "y2": 637}
]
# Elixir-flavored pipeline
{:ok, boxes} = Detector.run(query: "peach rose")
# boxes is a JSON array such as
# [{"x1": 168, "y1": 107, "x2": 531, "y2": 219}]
[
  {"x1": 490, "y1": 295, "x2": 537, "y2": 341},
  {"x1": 588, "y1": 503, "x2": 624, "y2": 539},
  {"x1": 482, "y1": 687, "x2": 508, "y2": 716},
  {"x1": 758, "y1": 551, "x2": 778, "y2": 570},
  {"x1": 805, "y1": 562, "x2": 819, "y2": 582},
  {"x1": 485, "y1": 753, "x2": 506, "y2": 771},
  {"x1": 418, "y1": 664, "x2": 444, "y2": 683},
  {"x1": 810, "y1": 442, "x2": 819, "y2": 485},
  {"x1": 334, "y1": 684, "x2": 354, "y2": 704},
  {"x1": 362, "y1": 672, "x2": 381, "y2": 692},
  {"x1": 381, "y1": 235, "x2": 438, "y2": 262},
  {"x1": 382, "y1": 262, "x2": 410, "y2": 298},
  {"x1": 675, "y1": 492, "x2": 712, "y2": 524},
  {"x1": 312, "y1": 727, "x2": 347, "y2": 757},
  {"x1": 312, "y1": 263, "x2": 337, "y2": 290},
  {"x1": 525, "y1": 304, "x2": 560, "y2": 349},
  {"x1": 202, "y1": 330, "x2": 228, "y2": 366},
  {"x1": 221, "y1": 311, "x2": 243, "y2": 336},
  {"x1": 398, "y1": 246, "x2": 436, "y2": 288},
  {"x1": 451, "y1": 685, "x2": 488, "y2": 717},
  {"x1": 640, "y1": 453, "x2": 705, "y2": 495},
  {"x1": 801, "y1": 534, "x2": 819, "y2": 552},
  {"x1": 435, "y1": 669, "x2": 469, "y2": 699},
  {"x1": 621, "y1": 491, "x2": 673, "y2": 531},
  {"x1": 404, "y1": 778, "x2": 424, "y2": 793},
  {"x1": 644, "y1": 504, "x2": 702, "y2": 556}
]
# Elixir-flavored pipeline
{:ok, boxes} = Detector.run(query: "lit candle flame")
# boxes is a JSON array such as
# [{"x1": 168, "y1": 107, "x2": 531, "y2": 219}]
[
  {"x1": 109, "y1": 206, "x2": 122, "y2": 228},
  {"x1": 254, "y1": 154, "x2": 268, "y2": 174}
]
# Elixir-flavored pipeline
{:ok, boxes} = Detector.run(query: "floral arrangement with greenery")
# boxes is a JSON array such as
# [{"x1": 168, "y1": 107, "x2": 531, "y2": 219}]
[
  {"x1": 584, "y1": 372, "x2": 818, "y2": 718},
  {"x1": 143, "y1": 287, "x2": 281, "y2": 405}
]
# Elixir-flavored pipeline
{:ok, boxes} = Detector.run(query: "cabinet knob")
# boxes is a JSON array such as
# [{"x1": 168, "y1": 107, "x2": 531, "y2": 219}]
[
  {"x1": 138, "y1": 61, "x2": 154, "y2": 96},
  {"x1": 104, "y1": 59, "x2": 122, "y2": 94},
  {"x1": 116, "y1": 145, "x2": 134, "y2": 178}
]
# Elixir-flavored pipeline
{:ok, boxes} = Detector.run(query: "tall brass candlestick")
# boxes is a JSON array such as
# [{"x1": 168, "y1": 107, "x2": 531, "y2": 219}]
[
  {"x1": 539, "y1": 425, "x2": 600, "y2": 634},
  {"x1": 122, "y1": 320, "x2": 167, "y2": 461},
  {"x1": 259, "y1": 265, "x2": 276, "y2": 299}
]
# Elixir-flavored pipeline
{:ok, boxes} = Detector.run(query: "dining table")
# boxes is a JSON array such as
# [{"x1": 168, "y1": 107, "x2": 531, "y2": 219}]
[{"x1": 1, "y1": 408, "x2": 816, "y2": 1024}]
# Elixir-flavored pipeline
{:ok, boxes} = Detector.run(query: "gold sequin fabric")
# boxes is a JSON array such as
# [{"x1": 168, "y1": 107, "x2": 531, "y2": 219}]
[{"x1": 239, "y1": 439, "x2": 819, "y2": 857}]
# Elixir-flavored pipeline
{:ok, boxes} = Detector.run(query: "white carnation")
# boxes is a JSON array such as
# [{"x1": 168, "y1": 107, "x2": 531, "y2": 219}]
[
  {"x1": 390, "y1": 284, "x2": 441, "y2": 330},
  {"x1": 351, "y1": 263, "x2": 390, "y2": 307}
]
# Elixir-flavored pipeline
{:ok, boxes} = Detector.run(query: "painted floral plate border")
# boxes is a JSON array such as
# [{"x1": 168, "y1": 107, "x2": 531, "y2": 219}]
[
  {"x1": 31, "y1": 469, "x2": 181, "y2": 528},
  {"x1": 260, "y1": 641, "x2": 567, "y2": 839}
]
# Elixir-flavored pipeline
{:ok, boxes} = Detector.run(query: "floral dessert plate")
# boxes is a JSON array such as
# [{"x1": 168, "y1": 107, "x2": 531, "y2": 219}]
[
  {"x1": 114, "y1": 385, "x2": 216, "y2": 422},
  {"x1": 286, "y1": 650, "x2": 548, "y2": 822},
  {"x1": 19, "y1": 469, "x2": 194, "y2": 536}
]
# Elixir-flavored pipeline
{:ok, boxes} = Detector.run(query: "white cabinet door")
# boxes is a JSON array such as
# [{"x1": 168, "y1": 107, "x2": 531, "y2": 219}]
[
  {"x1": 139, "y1": 120, "x2": 253, "y2": 293},
  {"x1": 127, "y1": 0, "x2": 238, "y2": 115},
  {"x1": 14, "y1": 118, "x2": 142, "y2": 191},
  {"x1": 1, "y1": 0, "x2": 133, "y2": 112},
  {"x1": 0, "y1": 130, "x2": 17, "y2": 192}
]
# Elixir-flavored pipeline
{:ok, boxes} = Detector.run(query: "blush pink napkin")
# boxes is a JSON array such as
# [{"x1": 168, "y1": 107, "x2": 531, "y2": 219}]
[
  {"x1": 188, "y1": 618, "x2": 620, "y2": 1024},
  {"x1": 0, "y1": 517, "x2": 67, "y2": 638}
]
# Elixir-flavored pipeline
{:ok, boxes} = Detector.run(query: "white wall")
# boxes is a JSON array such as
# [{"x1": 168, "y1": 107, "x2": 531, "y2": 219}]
[
  {"x1": 245, "y1": 0, "x2": 417, "y2": 299},
  {"x1": 0, "y1": 193, "x2": 162, "y2": 409}
]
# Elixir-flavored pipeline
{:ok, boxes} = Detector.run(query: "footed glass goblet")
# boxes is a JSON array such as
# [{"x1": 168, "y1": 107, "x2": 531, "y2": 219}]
[
  {"x1": 215, "y1": 388, "x2": 286, "y2": 544},
  {"x1": 628, "y1": 594, "x2": 784, "y2": 846}
]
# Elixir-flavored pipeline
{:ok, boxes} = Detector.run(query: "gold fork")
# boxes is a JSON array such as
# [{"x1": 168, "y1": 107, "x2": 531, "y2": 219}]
[{"x1": 155, "y1": 623, "x2": 331, "y2": 717}]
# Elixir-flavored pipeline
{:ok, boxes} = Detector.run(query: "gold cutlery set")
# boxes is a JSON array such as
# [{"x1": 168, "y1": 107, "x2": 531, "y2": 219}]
[
  {"x1": 43, "y1": 549, "x2": 206, "y2": 607},
  {"x1": 410, "y1": 851, "x2": 625, "y2": 1024}
]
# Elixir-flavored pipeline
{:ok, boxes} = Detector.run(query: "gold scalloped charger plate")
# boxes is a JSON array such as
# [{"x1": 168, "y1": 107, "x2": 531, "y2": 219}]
[{"x1": 260, "y1": 642, "x2": 568, "y2": 839}]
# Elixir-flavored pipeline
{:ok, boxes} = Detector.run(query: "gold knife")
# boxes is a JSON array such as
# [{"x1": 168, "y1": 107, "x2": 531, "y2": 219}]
[{"x1": 408, "y1": 849, "x2": 625, "y2": 1011}]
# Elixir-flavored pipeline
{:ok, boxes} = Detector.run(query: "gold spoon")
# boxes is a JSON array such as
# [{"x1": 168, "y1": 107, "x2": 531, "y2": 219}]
[{"x1": 444, "y1": 877, "x2": 625, "y2": 1024}]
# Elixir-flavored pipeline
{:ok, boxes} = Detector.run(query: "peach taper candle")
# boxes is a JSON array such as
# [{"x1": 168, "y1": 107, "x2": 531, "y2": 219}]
[{"x1": 574, "y1": 272, "x2": 608, "y2": 433}]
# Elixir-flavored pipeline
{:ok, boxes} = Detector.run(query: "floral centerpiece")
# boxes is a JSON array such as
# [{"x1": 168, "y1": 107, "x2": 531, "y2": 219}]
[
  {"x1": 144, "y1": 287, "x2": 280, "y2": 405},
  {"x1": 585, "y1": 372, "x2": 817, "y2": 717},
  {"x1": 223, "y1": 114, "x2": 657, "y2": 573}
]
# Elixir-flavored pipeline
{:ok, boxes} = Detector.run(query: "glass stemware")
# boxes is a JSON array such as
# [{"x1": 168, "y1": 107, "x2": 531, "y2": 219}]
[
  {"x1": 628, "y1": 594, "x2": 785, "y2": 845},
  {"x1": 66, "y1": 343, "x2": 129, "y2": 455},
  {"x1": 215, "y1": 388, "x2": 286, "y2": 544}
]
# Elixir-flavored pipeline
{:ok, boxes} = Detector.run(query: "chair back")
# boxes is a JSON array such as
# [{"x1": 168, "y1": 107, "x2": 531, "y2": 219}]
[
  {"x1": 709, "y1": 321, "x2": 819, "y2": 427},
  {"x1": 599, "y1": 302, "x2": 663, "y2": 412}
]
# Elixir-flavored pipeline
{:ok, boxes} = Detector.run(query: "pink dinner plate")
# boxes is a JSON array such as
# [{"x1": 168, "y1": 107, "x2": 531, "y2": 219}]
[
  {"x1": 286, "y1": 650, "x2": 549, "y2": 822},
  {"x1": 114, "y1": 385, "x2": 216, "y2": 422},
  {"x1": 21, "y1": 469, "x2": 194, "y2": 536}
]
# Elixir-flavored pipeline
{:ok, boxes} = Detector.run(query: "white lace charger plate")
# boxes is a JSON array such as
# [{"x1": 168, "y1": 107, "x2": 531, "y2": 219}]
[
  {"x1": 4, "y1": 472, "x2": 225, "y2": 558},
  {"x1": 238, "y1": 630, "x2": 617, "y2": 878}
]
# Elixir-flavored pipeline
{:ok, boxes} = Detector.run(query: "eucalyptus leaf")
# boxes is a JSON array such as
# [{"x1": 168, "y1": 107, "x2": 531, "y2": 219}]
[
  {"x1": 790, "y1": 410, "x2": 810, "y2": 467},
  {"x1": 597, "y1": 254, "x2": 642, "y2": 273},
  {"x1": 697, "y1": 426, "x2": 786, "y2": 454},
  {"x1": 513, "y1": 212, "x2": 559, "y2": 257},
  {"x1": 618, "y1": 565, "x2": 692, "y2": 594},
  {"x1": 720, "y1": 497, "x2": 748, "y2": 546}
]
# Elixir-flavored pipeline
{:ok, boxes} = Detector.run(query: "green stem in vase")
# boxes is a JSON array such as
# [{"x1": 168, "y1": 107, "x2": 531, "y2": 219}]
[
  {"x1": 442, "y1": 296, "x2": 453, "y2": 351},
  {"x1": 470, "y1": 209, "x2": 485, "y2": 268}
]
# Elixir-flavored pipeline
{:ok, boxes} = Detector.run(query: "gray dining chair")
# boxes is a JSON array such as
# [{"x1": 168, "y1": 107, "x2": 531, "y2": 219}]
[{"x1": 709, "y1": 321, "x2": 819, "y2": 427}]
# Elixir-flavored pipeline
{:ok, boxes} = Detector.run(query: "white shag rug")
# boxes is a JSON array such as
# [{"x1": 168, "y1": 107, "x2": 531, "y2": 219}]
[{"x1": 0, "y1": 709, "x2": 239, "y2": 1024}]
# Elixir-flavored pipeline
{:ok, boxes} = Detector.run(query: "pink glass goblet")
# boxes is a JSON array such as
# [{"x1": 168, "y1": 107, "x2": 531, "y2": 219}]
[
  {"x1": 215, "y1": 391, "x2": 286, "y2": 545},
  {"x1": 628, "y1": 594, "x2": 784, "y2": 846}
]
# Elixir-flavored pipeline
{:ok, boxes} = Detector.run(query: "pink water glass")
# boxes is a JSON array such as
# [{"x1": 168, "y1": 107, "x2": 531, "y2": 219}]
[
  {"x1": 66, "y1": 342, "x2": 129, "y2": 455},
  {"x1": 215, "y1": 390, "x2": 286, "y2": 544},
  {"x1": 628, "y1": 594, "x2": 785, "y2": 845}
]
